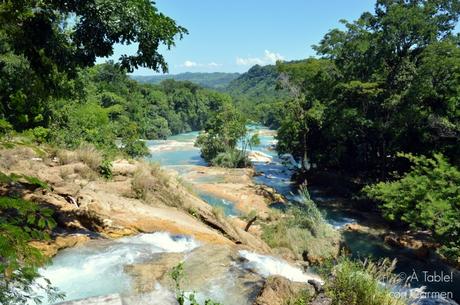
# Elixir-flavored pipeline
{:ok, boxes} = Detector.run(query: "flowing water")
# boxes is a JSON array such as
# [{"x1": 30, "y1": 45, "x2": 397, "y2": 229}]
[
  {"x1": 37, "y1": 233, "x2": 198, "y2": 304},
  {"x1": 38, "y1": 126, "x2": 459, "y2": 304}
]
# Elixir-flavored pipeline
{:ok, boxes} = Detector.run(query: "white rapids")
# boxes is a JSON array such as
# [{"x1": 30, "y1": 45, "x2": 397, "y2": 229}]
[
  {"x1": 238, "y1": 250, "x2": 324, "y2": 284},
  {"x1": 37, "y1": 232, "x2": 198, "y2": 304}
]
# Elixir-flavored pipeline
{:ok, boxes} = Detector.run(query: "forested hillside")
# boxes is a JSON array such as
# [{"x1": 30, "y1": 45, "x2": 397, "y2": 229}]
[
  {"x1": 224, "y1": 64, "x2": 288, "y2": 126},
  {"x1": 48, "y1": 63, "x2": 233, "y2": 157},
  {"x1": 132, "y1": 72, "x2": 240, "y2": 89}
]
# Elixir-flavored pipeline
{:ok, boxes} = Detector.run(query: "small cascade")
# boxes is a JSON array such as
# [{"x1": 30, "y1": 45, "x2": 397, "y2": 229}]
[
  {"x1": 38, "y1": 233, "x2": 198, "y2": 304},
  {"x1": 238, "y1": 250, "x2": 323, "y2": 284}
]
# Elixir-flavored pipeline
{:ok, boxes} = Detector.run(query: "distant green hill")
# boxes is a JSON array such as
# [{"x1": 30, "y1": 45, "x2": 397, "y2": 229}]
[
  {"x1": 224, "y1": 64, "x2": 288, "y2": 124},
  {"x1": 225, "y1": 64, "x2": 285, "y2": 100},
  {"x1": 132, "y1": 72, "x2": 240, "y2": 89}
]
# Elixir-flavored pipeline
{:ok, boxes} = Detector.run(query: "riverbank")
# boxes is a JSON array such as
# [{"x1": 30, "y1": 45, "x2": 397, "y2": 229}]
[
  {"x1": 299, "y1": 169, "x2": 460, "y2": 303},
  {"x1": 2, "y1": 142, "x2": 331, "y2": 305},
  {"x1": 0, "y1": 144, "x2": 272, "y2": 255},
  {"x1": 304, "y1": 169, "x2": 460, "y2": 269}
]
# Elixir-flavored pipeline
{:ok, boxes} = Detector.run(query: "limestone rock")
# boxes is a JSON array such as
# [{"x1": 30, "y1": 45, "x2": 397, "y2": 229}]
[
  {"x1": 111, "y1": 159, "x2": 138, "y2": 176},
  {"x1": 248, "y1": 151, "x2": 273, "y2": 163},
  {"x1": 30, "y1": 234, "x2": 91, "y2": 257},
  {"x1": 253, "y1": 276, "x2": 314, "y2": 305},
  {"x1": 124, "y1": 253, "x2": 184, "y2": 293}
]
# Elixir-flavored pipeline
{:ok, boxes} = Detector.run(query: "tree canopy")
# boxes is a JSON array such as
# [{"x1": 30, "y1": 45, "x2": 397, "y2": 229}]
[
  {"x1": 0, "y1": 0, "x2": 187, "y2": 129},
  {"x1": 276, "y1": 0, "x2": 460, "y2": 175}
]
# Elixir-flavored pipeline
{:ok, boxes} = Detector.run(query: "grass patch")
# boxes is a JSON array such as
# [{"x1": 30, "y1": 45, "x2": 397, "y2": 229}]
[
  {"x1": 285, "y1": 289, "x2": 312, "y2": 305},
  {"x1": 176, "y1": 176, "x2": 196, "y2": 194},
  {"x1": 211, "y1": 206, "x2": 226, "y2": 219},
  {"x1": 73, "y1": 164, "x2": 98, "y2": 180},
  {"x1": 321, "y1": 257, "x2": 406, "y2": 305},
  {"x1": 75, "y1": 144, "x2": 103, "y2": 171},
  {"x1": 261, "y1": 187, "x2": 340, "y2": 263},
  {"x1": 131, "y1": 162, "x2": 183, "y2": 207}
]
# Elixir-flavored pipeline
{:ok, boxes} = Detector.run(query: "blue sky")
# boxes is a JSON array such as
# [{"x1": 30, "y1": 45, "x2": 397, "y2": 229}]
[{"x1": 104, "y1": 1, "x2": 378, "y2": 75}]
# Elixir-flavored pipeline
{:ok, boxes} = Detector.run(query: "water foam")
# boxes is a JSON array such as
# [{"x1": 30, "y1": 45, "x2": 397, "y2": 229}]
[
  {"x1": 118, "y1": 232, "x2": 198, "y2": 252},
  {"x1": 38, "y1": 232, "x2": 198, "y2": 304},
  {"x1": 239, "y1": 250, "x2": 323, "y2": 284}
]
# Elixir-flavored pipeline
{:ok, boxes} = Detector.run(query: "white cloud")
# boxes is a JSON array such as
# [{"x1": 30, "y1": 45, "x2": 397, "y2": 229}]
[
  {"x1": 208, "y1": 62, "x2": 222, "y2": 67},
  {"x1": 236, "y1": 50, "x2": 285, "y2": 66},
  {"x1": 180, "y1": 61, "x2": 222, "y2": 68},
  {"x1": 183, "y1": 60, "x2": 198, "y2": 68},
  {"x1": 263, "y1": 50, "x2": 284, "y2": 63}
]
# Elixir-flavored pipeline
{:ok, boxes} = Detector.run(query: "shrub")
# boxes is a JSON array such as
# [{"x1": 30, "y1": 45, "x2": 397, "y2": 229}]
[
  {"x1": 0, "y1": 196, "x2": 64, "y2": 304},
  {"x1": 0, "y1": 171, "x2": 49, "y2": 190},
  {"x1": 73, "y1": 164, "x2": 98, "y2": 180},
  {"x1": 364, "y1": 153, "x2": 460, "y2": 261},
  {"x1": 211, "y1": 206, "x2": 225, "y2": 219},
  {"x1": 285, "y1": 289, "x2": 312, "y2": 305},
  {"x1": 30, "y1": 127, "x2": 50, "y2": 144},
  {"x1": 59, "y1": 166, "x2": 74, "y2": 179},
  {"x1": 195, "y1": 103, "x2": 247, "y2": 166},
  {"x1": 132, "y1": 164, "x2": 169, "y2": 199},
  {"x1": 99, "y1": 160, "x2": 113, "y2": 180},
  {"x1": 211, "y1": 149, "x2": 249, "y2": 168},
  {"x1": 0, "y1": 119, "x2": 13, "y2": 137},
  {"x1": 195, "y1": 132, "x2": 226, "y2": 162},
  {"x1": 322, "y1": 257, "x2": 406, "y2": 305},
  {"x1": 122, "y1": 138, "x2": 149, "y2": 158}
]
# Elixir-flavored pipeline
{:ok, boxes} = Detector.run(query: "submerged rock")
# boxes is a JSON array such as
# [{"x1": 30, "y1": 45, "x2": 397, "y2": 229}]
[
  {"x1": 56, "y1": 294, "x2": 123, "y2": 305},
  {"x1": 126, "y1": 244, "x2": 264, "y2": 305}
]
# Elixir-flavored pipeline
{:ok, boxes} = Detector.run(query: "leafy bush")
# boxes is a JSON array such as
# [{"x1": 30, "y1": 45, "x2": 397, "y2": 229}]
[
  {"x1": 50, "y1": 101, "x2": 117, "y2": 151},
  {"x1": 322, "y1": 257, "x2": 405, "y2": 305},
  {"x1": 30, "y1": 127, "x2": 50, "y2": 144},
  {"x1": 364, "y1": 153, "x2": 460, "y2": 261},
  {"x1": 99, "y1": 160, "x2": 113, "y2": 180},
  {"x1": 195, "y1": 103, "x2": 248, "y2": 167},
  {"x1": 211, "y1": 149, "x2": 249, "y2": 168},
  {"x1": 170, "y1": 262, "x2": 221, "y2": 305},
  {"x1": 0, "y1": 196, "x2": 63, "y2": 305},
  {"x1": 195, "y1": 132, "x2": 227, "y2": 163},
  {"x1": 122, "y1": 138, "x2": 149, "y2": 158},
  {"x1": 0, "y1": 119, "x2": 13, "y2": 137},
  {"x1": 0, "y1": 171, "x2": 49, "y2": 190}
]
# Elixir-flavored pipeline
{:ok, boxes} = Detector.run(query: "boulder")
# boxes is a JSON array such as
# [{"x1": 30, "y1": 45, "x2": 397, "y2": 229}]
[
  {"x1": 248, "y1": 151, "x2": 273, "y2": 163},
  {"x1": 111, "y1": 159, "x2": 138, "y2": 176},
  {"x1": 252, "y1": 184, "x2": 285, "y2": 203}
]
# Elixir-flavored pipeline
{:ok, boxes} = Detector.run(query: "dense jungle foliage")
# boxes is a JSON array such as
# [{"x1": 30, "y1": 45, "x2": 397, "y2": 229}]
[{"x1": 272, "y1": 0, "x2": 460, "y2": 262}]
